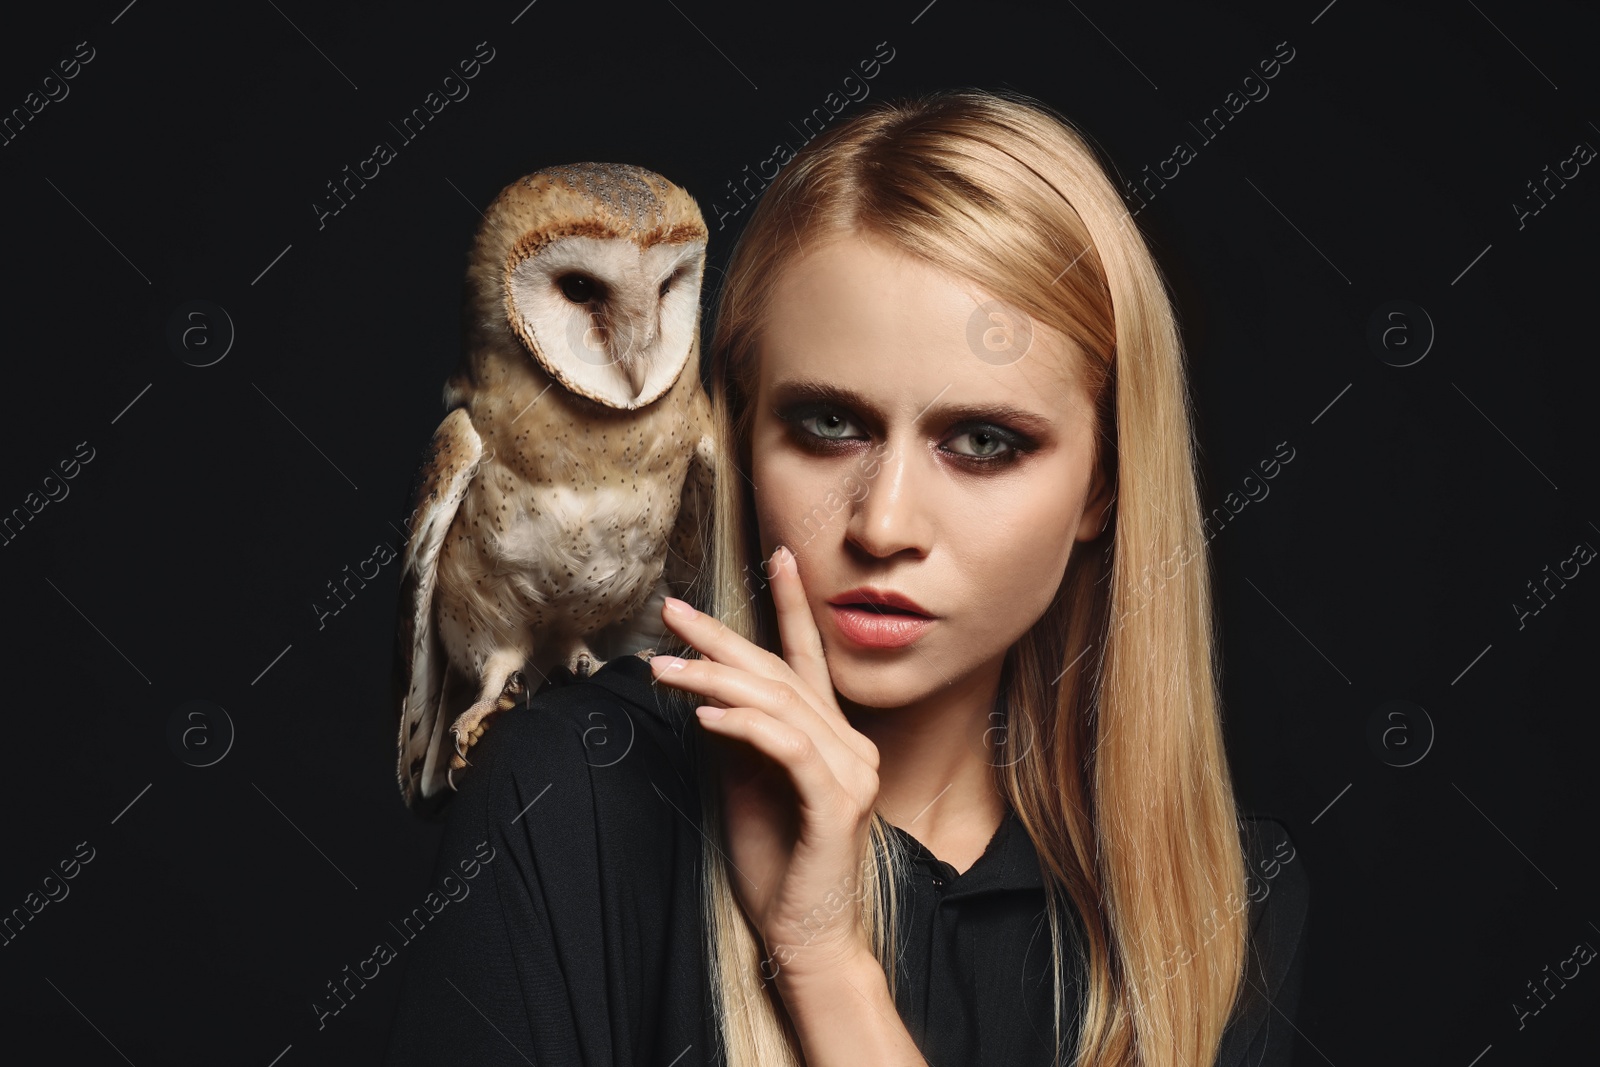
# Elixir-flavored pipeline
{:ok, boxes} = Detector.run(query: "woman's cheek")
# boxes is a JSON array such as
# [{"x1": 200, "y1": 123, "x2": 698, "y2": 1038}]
[
  {"x1": 970, "y1": 504, "x2": 1074, "y2": 624},
  {"x1": 754, "y1": 462, "x2": 831, "y2": 549}
]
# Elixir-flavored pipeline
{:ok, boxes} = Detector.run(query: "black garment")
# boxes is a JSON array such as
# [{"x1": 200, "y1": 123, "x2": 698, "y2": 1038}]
[
  {"x1": 384, "y1": 654, "x2": 1309, "y2": 1066},
  {"x1": 884, "y1": 806, "x2": 1310, "y2": 1065}
]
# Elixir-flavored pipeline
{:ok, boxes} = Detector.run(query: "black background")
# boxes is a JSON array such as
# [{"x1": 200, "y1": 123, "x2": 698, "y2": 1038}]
[{"x1": 2, "y1": 0, "x2": 1596, "y2": 1063}]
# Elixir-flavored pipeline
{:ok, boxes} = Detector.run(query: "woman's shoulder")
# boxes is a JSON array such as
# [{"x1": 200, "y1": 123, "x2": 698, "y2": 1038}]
[
  {"x1": 453, "y1": 652, "x2": 703, "y2": 842},
  {"x1": 1228, "y1": 819, "x2": 1305, "y2": 979},
  {"x1": 1239, "y1": 815, "x2": 1308, "y2": 902},
  {"x1": 386, "y1": 654, "x2": 714, "y2": 1065},
  {"x1": 1236, "y1": 814, "x2": 1309, "y2": 974},
  {"x1": 476, "y1": 652, "x2": 695, "y2": 762},
  {"x1": 1214, "y1": 814, "x2": 1310, "y2": 1065}
]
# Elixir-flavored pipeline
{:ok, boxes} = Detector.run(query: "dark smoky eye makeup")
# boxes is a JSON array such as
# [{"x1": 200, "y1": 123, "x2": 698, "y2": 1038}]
[
  {"x1": 774, "y1": 403, "x2": 866, "y2": 446},
  {"x1": 772, "y1": 401, "x2": 1040, "y2": 467},
  {"x1": 943, "y1": 421, "x2": 1037, "y2": 464}
]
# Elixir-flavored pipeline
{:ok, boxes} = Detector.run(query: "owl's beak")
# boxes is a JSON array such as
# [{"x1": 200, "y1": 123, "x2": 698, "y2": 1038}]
[
  {"x1": 622, "y1": 354, "x2": 649, "y2": 398},
  {"x1": 611, "y1": 292, "x2": 658, "y2": 399}
]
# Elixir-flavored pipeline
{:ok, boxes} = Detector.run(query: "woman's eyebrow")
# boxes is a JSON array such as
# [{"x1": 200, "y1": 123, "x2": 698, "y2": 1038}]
[{"x1": 767, "y1": 378, "x2": 1057, "y2": 434}]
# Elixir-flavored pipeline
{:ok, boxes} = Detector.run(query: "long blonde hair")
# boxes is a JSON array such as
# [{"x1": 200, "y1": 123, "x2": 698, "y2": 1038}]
[{"x1": 677, "y1": 87, "x2": 1250, "y2": 1067}]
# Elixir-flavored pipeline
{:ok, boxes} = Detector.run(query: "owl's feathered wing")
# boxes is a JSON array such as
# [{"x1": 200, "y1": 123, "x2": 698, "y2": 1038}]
[{"x1": 391, "y1": 405, "x2": 484, "y2": 815}]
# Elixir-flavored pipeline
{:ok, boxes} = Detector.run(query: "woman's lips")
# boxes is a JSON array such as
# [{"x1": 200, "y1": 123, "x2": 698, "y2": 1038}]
[{"x1": 828, "y1": 604, "x2": 934, "y2": 648}]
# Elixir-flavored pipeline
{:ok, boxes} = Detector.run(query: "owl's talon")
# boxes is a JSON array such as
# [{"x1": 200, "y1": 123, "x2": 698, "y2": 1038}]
[
  {"x1": 563, "y1": 646, "x2": 606, "y2": 679},
  {"x1": 494, "y1": 671, "x2": 528, "y2": 711},
  {"x1": 446, "y1": 670, "x2": 524, "y2": 785}
]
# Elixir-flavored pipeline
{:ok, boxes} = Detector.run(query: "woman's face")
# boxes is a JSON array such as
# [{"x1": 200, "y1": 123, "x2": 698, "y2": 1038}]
[{"x1": 749, "y1": 232, "x2": 1111, "y2": 712}]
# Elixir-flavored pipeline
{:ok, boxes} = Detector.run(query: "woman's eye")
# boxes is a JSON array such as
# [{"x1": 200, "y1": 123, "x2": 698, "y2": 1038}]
[
  {"x1": 782, "y1": 405, "x2": 1031, "y2": 467},
  {"x1": 797, "y1": 411, "x2": 864, "y2": 441},
  {"x1": 946, "y1": 427, "x2": 1012, "y2": 459}
]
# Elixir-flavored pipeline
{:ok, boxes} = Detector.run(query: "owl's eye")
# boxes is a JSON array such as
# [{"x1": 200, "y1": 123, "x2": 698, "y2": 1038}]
[
  {"x1": 557, "y1": 273, "x2": 599, "y2": 304},
  {"x1": 659, "y1": 268, "x2": 686, "y2": 299}
]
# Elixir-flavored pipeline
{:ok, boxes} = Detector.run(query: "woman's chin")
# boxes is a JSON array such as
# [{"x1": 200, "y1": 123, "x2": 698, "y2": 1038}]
[{"x1": 828, "y1": 659, "x2": 938, "y2": 714}]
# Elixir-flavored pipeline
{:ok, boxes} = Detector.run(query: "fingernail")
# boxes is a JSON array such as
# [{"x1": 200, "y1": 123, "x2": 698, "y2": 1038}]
[
  {"x1": 696, "y1": 705, "x2": 726, "y2": 720},
  {"x1": 775, "y1": 545, "x2": 794, "y2": 575},
  {"x1": 650, "y1": 655, "x2": 686, "y2": 673},
  {"x1": 663, "y1": 596, "x2": 694, "y2": 618}
]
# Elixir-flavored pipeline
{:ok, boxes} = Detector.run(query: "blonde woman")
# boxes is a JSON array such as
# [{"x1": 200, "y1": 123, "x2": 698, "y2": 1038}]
[{"x1": 386, "y1": 87, "x2": 1308, "y2": 1067}]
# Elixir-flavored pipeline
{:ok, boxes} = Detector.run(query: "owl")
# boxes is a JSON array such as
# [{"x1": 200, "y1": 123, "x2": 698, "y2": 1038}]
[{"x1": 392, "y1": 162, "x2": 716, "y2": 816}]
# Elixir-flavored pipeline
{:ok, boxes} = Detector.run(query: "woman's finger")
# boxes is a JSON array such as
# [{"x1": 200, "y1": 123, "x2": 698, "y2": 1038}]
[
  {"x1": 767, "y1": 545, "x2": 838, "y2": 726},
  {"x1": 658, "y1": 577, "x2": 878, "y2": 768},
  {"x1": 651, "y1": 655, "x2": 858, "y2": 777},
  {"x1": 767, "y1": 545, "x2": 877, "y2": 769},
  {"x1": 659, "y1": 594, "x2": 787, "y2": 681},
  {"x1": 692, "y1": 703, "x2": 867, "y2": 822}
]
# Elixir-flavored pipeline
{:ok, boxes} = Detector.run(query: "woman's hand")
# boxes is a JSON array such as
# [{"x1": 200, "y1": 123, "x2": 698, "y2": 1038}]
[{"x1": 650, "y1": 544, "x2": 882, "y2": 985}]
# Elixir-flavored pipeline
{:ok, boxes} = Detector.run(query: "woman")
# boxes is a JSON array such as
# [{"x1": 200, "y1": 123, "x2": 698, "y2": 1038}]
[{"x1": 385, "y1": 88, "x2": 1308, "y2": 1067}]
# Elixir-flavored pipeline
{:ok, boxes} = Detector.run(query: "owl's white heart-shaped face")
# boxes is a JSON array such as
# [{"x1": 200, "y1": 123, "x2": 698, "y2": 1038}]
[{"x1": 506, "y1": 235, "x2": 706, "y2": 409}]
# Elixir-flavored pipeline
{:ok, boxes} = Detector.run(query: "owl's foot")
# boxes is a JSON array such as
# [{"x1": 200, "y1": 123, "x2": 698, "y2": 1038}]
[
  {"x1": 447, "y1": 671, "x2": 528, "y2": 789},
  {"x1": 566, "y1": 648, "x2": 599, "y2": 679}
]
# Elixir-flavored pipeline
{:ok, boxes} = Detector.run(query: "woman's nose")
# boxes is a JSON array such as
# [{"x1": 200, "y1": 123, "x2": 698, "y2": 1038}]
[{"x1": 843, "y1": 441, "x2": 933, "y2": 558}]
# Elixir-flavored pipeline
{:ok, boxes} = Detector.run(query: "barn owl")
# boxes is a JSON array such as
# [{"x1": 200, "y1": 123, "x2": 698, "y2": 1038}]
[{"x1": 392, "y1": 162, "x2": 716, "y2": 816}]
